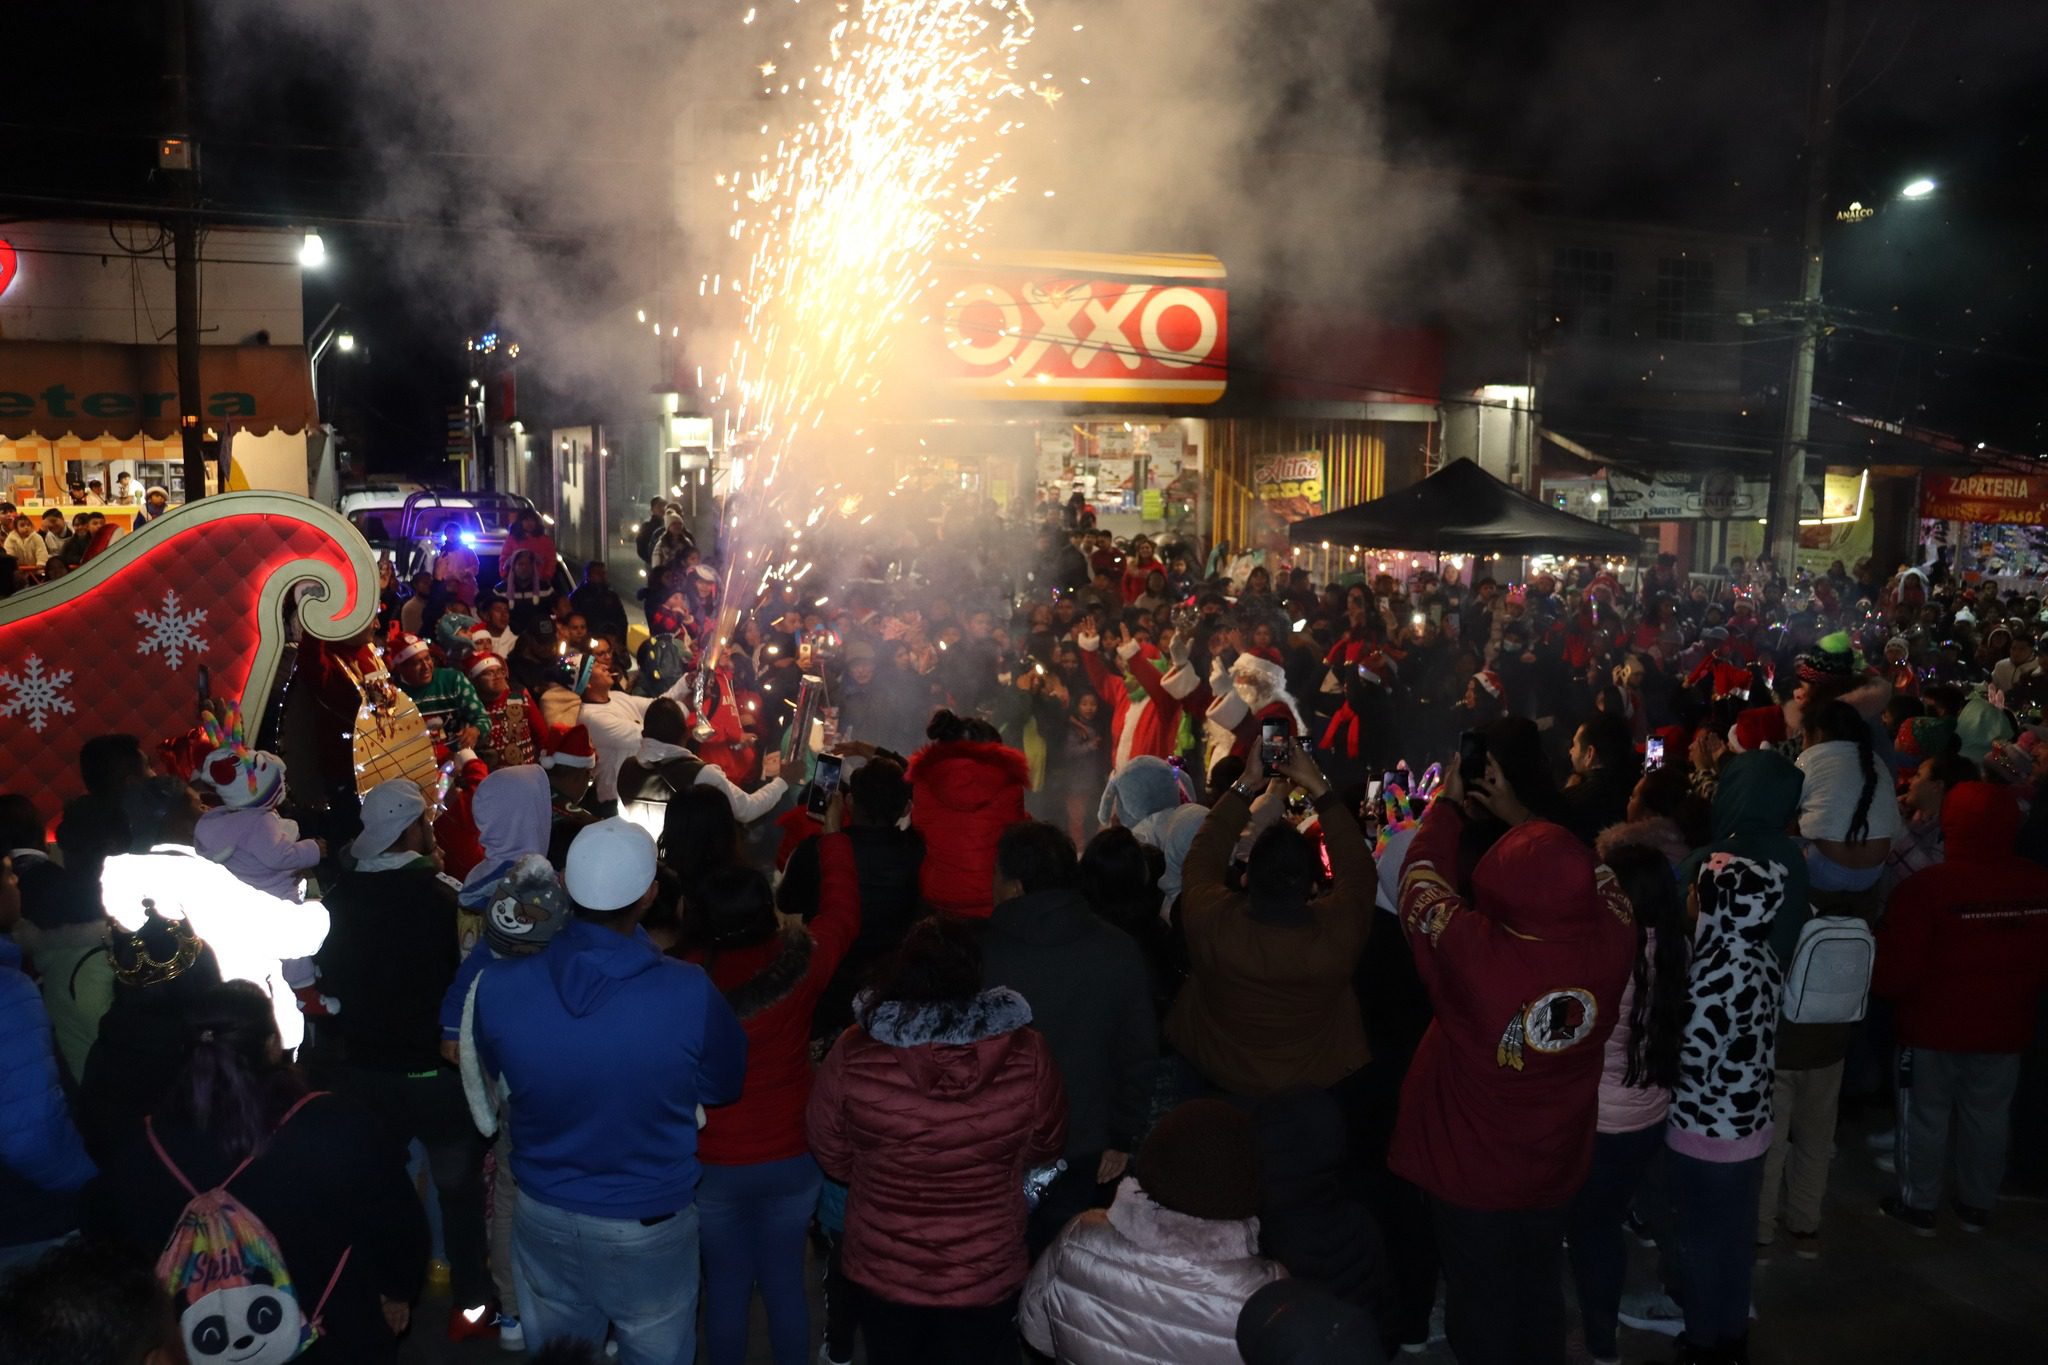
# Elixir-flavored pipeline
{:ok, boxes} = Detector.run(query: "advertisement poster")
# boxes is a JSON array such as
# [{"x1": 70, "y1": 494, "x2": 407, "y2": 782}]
[{"x1": 1251, "y1": 450, "x2": 1324, "y2": 553}]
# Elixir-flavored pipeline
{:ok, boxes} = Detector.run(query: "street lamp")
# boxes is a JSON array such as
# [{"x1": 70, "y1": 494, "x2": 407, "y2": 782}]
[
  {"x1": 298, "y1": 231, "x2": 327, "y2": 268},
  {"x1": 335, "y1": 330, "x2": 356, "y2": 354},
  {"x1": 1900, "y1": 178, "x2": 1936, "y2": 200}
]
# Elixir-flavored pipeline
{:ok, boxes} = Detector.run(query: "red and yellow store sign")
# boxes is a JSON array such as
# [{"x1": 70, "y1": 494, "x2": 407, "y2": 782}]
[{"x1": 938, "y1": 251, "x2": 1227, "y2": 405}]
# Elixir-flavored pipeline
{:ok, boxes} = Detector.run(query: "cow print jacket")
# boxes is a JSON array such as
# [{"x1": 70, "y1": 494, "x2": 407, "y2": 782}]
[{"x1": 1670, "y1": 852, "x2": 1787, "y2": 1145}]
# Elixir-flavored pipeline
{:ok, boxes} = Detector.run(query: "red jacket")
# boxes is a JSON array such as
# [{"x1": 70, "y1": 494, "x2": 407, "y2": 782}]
[
  {"x1": 1392, "y1": 804, "x2": 1636, "y2": 1210},
  {"x1": 806, "y1": 988, "x2": 1066, "y2": 1307},
  {"x1": 908, "y1": 740, "x2": 1031, "y2": 918},
  {"x1": 686, "y1": 835, "x2": 859, "y2": 1165},
  {"x1": 1875, "y1": 782, "x2": 2048, "y2": 1053}
]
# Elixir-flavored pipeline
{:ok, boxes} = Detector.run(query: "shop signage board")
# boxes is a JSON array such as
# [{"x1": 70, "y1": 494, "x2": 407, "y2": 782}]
[
  {"x1": 1921, "y1": 473, "x2": 2048, "y2": 526},
  {"x1": 938, "y1": 251, "x2": 1228, "y2": 405},
  {"x1": 1252, "y1": 450, "x2": 1324, "y2": 524},
  {"x1": 0, "y1": 341, "x2": 315, "y2": 440},
  {"x1": 1606, "y1": 470, "x2": 1770, "y2": 521}
]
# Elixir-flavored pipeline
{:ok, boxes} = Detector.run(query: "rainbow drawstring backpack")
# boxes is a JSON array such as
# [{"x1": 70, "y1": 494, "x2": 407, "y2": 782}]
[{"x1": 147, "y1": 1094, "x2": 347, "y2": 1363}]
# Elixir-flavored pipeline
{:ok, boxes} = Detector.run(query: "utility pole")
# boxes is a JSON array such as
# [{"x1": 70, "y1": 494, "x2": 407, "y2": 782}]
[
  {"x1": 1765, "y1": 0, "x2": 1848, "y2": 573},
  {"x1": 165, "y1": 0, "x2": 207, "y2": 502}
]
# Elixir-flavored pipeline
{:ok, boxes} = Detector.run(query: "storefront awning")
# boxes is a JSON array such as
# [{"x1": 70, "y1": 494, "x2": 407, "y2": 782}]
[{"x1": 0, "y1": 341, "x2": 315, "y2": 440}]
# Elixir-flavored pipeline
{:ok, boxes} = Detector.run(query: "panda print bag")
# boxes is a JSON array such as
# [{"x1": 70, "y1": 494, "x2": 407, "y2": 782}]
[{"x1": 145, "y1": 1093, "x2": 350, "y2": 1364}]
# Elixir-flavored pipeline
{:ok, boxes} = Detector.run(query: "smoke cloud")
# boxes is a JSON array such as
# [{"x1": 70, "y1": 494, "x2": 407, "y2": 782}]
[{"x1": 215, "y1": 0, "x2": 1473, "y2": 423}]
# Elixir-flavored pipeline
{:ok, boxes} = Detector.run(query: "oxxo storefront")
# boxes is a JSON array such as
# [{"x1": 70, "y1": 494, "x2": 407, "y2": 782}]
[{"x1": 904, "y1": 250, "x2": 1442, "y2": 559}]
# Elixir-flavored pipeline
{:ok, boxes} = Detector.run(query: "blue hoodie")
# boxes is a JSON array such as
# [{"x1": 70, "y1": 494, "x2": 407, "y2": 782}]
[{"x1": 474, "y1": 918, "x2": 747, "y2": 1219}]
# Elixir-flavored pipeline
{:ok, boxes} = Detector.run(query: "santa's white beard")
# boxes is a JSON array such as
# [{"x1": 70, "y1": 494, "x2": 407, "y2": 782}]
[{"x1": 1233, "y1": 680, "x2": 1267, "y2": 710}]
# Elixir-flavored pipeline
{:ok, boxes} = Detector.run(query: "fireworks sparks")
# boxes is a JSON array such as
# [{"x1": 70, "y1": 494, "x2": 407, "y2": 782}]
[
  {"x1": 724, "y1": 0, "x2": 1039, "y2": 461},
  {"x1": 706, "y1": 0, "x2": 1046, "y2": 625}
]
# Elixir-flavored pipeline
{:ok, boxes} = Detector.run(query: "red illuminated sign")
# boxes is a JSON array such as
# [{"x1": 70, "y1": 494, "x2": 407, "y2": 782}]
[
  {"x1": 938, "y1": 251, "x2": 1228, "y2": 405},
  {"x1": 0, "y1": 240, "x2": 17, "y2": 300}
]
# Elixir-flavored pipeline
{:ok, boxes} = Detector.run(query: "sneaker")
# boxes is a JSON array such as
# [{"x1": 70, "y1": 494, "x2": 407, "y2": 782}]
[
  {"x1": 1617, "y1": 1289, "x2": 1686, "y2": 1337},
  {"x1": 1790, "y1": 1230, "x2": 1821, "y2": 1260},
  {"x1": 1956, "y1": 1204, "x2": 1990, "y2": 1233},
  {"x1": 448, "y1": 1305, "x2": 500, "y2": 1344},
  {"x1": 494, "y1": 1314, "x2": 524, "y2": 1352},
  {"x1": 1864, "y1": 1127, "x2": 1897, "y2": 1151},
  {"x1": 1879, "y1": 1196, "x2": 1937, "y2": 1237}
]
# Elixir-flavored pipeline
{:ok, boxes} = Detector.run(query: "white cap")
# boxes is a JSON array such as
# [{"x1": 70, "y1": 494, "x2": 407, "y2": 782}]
[
  {"x1": 352, "y1": 779, "x2": 426, "y2": 861},
  {"x1": 564, "y1": 817, "x2": 657, "y2": 913}
]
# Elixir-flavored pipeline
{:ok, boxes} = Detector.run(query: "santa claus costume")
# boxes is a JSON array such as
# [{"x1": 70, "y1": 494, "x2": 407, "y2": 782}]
[{"x1": 1203, "y1": 651, "x2": 1309, "y2": 771}]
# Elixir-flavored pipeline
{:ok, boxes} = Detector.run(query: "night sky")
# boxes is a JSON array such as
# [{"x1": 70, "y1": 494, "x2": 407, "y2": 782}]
[{"x1": 5, "y1": 0, "x2": 2045, "y2": 464}]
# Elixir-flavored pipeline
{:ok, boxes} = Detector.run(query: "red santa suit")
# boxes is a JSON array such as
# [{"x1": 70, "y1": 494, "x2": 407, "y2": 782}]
[{"x1": 1203, "y1": 651, "x2": 1308, "y2": 770}]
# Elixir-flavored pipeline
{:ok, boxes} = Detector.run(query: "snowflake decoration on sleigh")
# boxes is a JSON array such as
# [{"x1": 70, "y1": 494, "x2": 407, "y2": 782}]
[
  {"x1": 136, "y1": 589, "x2": 209, "y2": 670},
  {"x1": 0, "y1": 655, "x2": 76, "y2": 733}
]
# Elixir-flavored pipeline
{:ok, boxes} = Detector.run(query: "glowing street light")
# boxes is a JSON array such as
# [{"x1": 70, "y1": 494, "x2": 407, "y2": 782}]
[
  {"x1": 335, "y1": 330, "x2": 356, "y2": 353},
  {"x1": 1900, "y1": 178, "x2": 1936, "y2": 199},
  {"x1": 298, "y1": 230, "x2": 327, "y2": 268}
]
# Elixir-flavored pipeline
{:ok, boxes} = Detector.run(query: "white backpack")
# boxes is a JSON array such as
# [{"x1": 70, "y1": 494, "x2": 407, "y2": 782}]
[{"x1": 1781, "y1": 914, "x2": 1876, "y2": 1025}]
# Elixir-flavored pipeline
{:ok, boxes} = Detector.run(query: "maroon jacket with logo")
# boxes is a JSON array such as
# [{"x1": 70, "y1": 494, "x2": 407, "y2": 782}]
[
  {"x1": 1392, "y1": 804, "x2": 1637, "y2": 1210},
  {"x1": 1875, "y1": 781, "x2": 2048, "y2": 1053}
]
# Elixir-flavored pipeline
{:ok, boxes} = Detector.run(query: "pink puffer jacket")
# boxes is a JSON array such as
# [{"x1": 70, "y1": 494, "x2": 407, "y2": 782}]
[
  {"x1": 1596, "y1": 950, "x2": 1672, "y2": 1134},
  {"x1": 807, "y1": 987, "x2": 1066, "y2": 1308},
  {"x1": 1020, "y1": 1179, "x2": 1285, "y2": 1365}
]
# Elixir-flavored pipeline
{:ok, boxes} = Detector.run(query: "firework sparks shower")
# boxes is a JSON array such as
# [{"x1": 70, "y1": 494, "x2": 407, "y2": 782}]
[{"x1": 707, "y1": 0, "x2": 1047, "y2": 615}]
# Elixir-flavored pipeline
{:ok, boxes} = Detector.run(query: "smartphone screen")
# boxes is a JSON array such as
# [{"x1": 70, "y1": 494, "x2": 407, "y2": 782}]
[
  {"x1": 1644, "y1": 736, "x2": 1666, "y2": 771},
  {"x1": 1459, "y1": 730, "x2": 1488, "y2": 783},
  {"x1": 806, "y1": 753, "x2": 844, "y2": 818},
  {"x1": 1367, "y1": 779, "x2": 1385, "y2": 826},
  {"x1": 1260, "y1": 719, "x2": 1288, "y2": 767}
]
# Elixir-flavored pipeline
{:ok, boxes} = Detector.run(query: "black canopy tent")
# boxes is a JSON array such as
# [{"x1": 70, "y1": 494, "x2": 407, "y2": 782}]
[{"x1": 1286, "y1": 458, "x2": 1642, "y2": 557}]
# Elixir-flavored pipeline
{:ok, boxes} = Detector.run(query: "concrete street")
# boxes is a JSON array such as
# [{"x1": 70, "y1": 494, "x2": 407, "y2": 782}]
[{"x1": 404, "y1": 1110, "x2": 2048, "y2": 1364}]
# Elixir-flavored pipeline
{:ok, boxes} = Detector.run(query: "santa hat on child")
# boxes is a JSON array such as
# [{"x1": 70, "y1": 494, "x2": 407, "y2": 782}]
[
  {"x1": 466, "y1": 650, "x2": 506, "y2": 681},
  {"x1": 1727, "y1": 704, "x2": 1788, "y2": 755},
  {"x1": 541, "y1": 724, "x2": 595, "y2": 770}
]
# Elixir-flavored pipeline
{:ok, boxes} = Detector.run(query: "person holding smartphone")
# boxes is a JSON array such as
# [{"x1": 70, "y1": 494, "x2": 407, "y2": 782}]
[
  {"x1": 1388, "y1": 748, "x2": 1636, "y2": 1365},
  {"x1": 1165, "y1": 736, "x2": 1376, "y2": 1100}
]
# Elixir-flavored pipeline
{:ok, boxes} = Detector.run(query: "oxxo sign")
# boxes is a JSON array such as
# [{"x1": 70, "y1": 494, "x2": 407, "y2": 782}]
[{"x1": 938, "y1": 252, "x2": 1228, "y2": 405}]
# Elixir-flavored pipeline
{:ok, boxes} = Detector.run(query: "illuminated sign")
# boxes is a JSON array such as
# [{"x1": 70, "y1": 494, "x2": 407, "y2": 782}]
[
  {"x1": 939, "y1": 251, "x2": 1227, "y2": 405},
  {"x1": 1923, "y1": 472, "x2": 2048, "y2": 526},
  {"x1": 0, "y1": 239, "x2": 16, "y2": 300}
]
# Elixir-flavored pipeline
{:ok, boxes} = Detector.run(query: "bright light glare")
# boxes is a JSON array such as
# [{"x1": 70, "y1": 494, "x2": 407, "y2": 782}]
[
  {"x1": 1901, "y1": 178, "x2": 1936, "y2": 199},
  {"x1": 335, "y1": 331, "x2": 356, "y2": 353},
  {"x1": 298, "y1": 231, "x2": 327, "y2": 268},
  {"x1": 102, "y1": 849, "x2": 330, "y2": 1052}
]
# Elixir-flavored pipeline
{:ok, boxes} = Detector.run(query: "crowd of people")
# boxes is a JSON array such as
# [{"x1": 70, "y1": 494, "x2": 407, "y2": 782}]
[{"x1": 5, "y1": 489, "x2": 2048, "y2": 1365}]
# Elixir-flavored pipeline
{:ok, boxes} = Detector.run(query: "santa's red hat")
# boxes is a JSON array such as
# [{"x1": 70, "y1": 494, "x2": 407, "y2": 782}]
[
  {"x1": 1473, "y1": 669, "x2": 1505, "y2": 702},
  {"x1": 542, "y1": 724, "x2": 595, "y2": 769},
  {"x1": 390, "y1": 633, "x2": 432, "y2": 667},
  {"x1": 1357, "y1": 649, "x2": 1396, "y2": 688},
  {"x1": 466, "y1": 650, "x2": 506, "y2": 680},
  {"x1": 1728, "y1": 704, "x2": 1787, "y2": 754}
]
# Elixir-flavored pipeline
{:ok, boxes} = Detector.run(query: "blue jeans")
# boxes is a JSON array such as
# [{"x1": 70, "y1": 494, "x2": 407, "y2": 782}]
[
  {"x1": 512, "y1": 1196, "x2": 700, "y2": 1365},
  {"x1": 1667, "y1": 1148, "x2": 1764, "y2": 1348},
  {"x1": 1566, "y1": 1124, "x2": 1666, "y2": 1359},
  {"x1": 697, "y1": 1155, "x2": 822, "y2": 1365}
]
